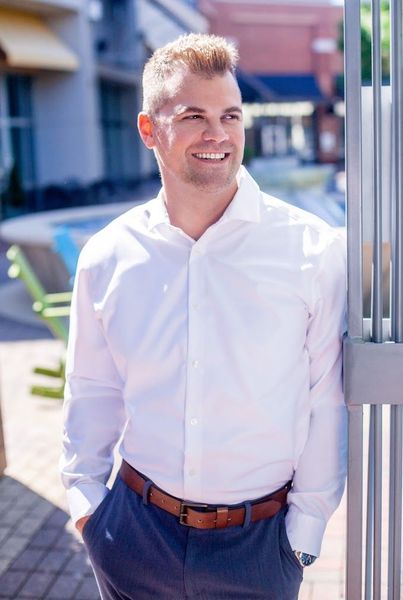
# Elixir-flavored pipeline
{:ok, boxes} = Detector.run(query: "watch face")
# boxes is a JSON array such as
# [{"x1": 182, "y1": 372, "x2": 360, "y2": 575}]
[
  {"x1": 301, "y1": 553, "x2": 316, "y2": 567},
  {"x1": 295, "y1": 551, "x2": 317, "y2": 567}
]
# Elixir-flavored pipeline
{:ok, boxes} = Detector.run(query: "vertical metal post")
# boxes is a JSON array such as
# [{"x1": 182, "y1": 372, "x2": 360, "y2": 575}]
[
  {"x1": 370, "y1": 2, "x2": 384, "y2": 599},
  {"x1": 389, "y1": 2, "x2": 403, "y2": 599},
  {"x1": 387, "y1": 406, "x2": 402, "y2": 600},
  {"x1": 344, "y1": 3, "x2": 364, "y2": 340},
  {"x1": 345, "y1": 1, "x2": 403, "y2": 599},
  {"x1": 344, "y1": 1, "x2": 364, "y2": 598},
  {"x1": 365, "y1": 416, "x2": 375, "y2": 600},
  {"x1": 371, "y1": 404, "x2": 382, "y2": 600},
  {"x1": 371, "y1": 0, "x2": 383, "y2": 341}
]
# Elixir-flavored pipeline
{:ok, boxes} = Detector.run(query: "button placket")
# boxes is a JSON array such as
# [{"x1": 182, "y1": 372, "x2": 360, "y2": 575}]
[{"x1": 183, "y1": 245, "x2": 205, "y2": 498}]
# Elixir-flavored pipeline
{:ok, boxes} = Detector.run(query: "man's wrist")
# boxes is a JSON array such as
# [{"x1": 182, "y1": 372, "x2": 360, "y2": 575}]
[
  {"x1": 76, "y1": 515, "x2": 91, "y2": 535},
  {"x1": 293, "y1": 551, "x2": 317, "y2": 567}
]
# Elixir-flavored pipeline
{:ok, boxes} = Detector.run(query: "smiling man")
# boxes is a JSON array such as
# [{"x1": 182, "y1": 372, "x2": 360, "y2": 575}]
[
  {"x1": 60, "y1": 34, "x2": 347, "y2": 600},
  {"x1": 138, "y1": 61, "x2": 245, "y2": 240}
]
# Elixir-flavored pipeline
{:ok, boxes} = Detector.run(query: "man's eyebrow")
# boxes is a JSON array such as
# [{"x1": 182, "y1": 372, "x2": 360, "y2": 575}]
[
  {"x1": 177, "y1": 105, "x2": 243, "y2": 115},
  {"x1": 177, "y1": 106, "x2": 206, "y2": 115},
  {"x1": 223, "y1": 106, "x2": 243, "y2": 114}
]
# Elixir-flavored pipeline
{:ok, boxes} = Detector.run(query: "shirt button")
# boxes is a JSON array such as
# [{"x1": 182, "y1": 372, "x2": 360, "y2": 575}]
[
  {"x1": 192, "y1": 359, "x2": 200, "y2": 368},
  {"x1": 192, "y1": 303, "x2": 200, "y2": 310},
  {"x1": 189, "y1": 469, "x2": 196, "y2": 476},
  {"x1": 190, "y1": 418, "x2": 198, "y2": 426}
]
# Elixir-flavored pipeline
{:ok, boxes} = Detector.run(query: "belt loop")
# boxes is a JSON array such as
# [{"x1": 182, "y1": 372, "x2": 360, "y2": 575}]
[
  {"x1": 216, "y1": 506, "x2": 229, "y2": 529},
  {"x1": 243, "y1": 501, "x2": 252, "y2": 529},
  {"x1": 142, "y1": 480, "x2": 153, "y2": 505}
]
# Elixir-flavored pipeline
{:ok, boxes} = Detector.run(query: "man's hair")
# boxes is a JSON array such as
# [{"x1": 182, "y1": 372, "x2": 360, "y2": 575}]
[{"x1": 142, "y1": 33, "x2": 239, "y2": 115}]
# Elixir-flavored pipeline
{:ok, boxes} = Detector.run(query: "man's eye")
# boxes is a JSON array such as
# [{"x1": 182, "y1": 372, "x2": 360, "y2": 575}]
[
  {"x1": 185, "y1": 114, "x2": 202, "y2": 120},
  {"x1": 224, "y1": 113, "x2": 240, "y2": 120}
]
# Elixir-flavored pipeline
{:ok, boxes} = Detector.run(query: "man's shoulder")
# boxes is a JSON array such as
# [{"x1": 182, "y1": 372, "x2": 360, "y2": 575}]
[
  {"x1": 78, "y1": 197, "x2": 158, "y2": 268},
  {"x1": 255, "y1": 190, "x2": 346, "y2": 279},
  {"x1": 260, "y1": 191, "x2": 332, "y2": 232},
  {"x1": 261, "y1": 191, "x2": 344, "y2": 246},
  {"x1": 240, "y1": 167, "x2": 339, "y2": 236}
]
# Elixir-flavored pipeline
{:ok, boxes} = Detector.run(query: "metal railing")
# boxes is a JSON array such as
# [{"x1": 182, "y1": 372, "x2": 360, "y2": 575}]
[{"x1": 344, "y1": 1, "x2": 403, "y2": 599}]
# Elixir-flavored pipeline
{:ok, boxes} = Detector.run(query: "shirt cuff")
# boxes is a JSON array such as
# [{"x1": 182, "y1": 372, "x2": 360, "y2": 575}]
[
  {"x1": 66, "y1": 482, "x2": 109, "y2": 526},
  {"x1": 284, "y1": 504, "x2": 326, "y2": 557}
]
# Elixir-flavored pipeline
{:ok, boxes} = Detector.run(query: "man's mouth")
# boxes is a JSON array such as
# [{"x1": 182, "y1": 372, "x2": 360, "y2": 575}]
[{"x1": 192, "y1": 152, "x2": 228, "y2": 161}]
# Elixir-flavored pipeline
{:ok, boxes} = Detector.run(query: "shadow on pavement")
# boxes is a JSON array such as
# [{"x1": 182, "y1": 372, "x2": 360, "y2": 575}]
[
  {"x1": 0, "y1": 476, "x2": 100, "y2": 600},
  {"x1": 0, "y1": 317, "x2": 53, "y2": 343}
]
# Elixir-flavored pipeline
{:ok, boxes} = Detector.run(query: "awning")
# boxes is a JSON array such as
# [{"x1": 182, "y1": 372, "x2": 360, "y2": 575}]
[
  {"x1": 238, "y1": 72, "x2": 326, "y2": 103},
  {"x1": 0, "y1": 7, "x2": 79, "y2": 72}
]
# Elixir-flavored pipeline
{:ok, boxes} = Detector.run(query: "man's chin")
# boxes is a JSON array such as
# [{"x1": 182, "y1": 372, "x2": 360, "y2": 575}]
[
  {"x1": 186, "y1": 169, "x2": 239, "y2": 194},
  {"x1": 190, "y1": 180, "x2": 235, "y2": 194}
]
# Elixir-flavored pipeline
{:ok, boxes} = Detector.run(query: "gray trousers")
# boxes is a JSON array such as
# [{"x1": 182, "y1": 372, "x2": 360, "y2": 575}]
[{"x1": 83, "y1": 475, "x2": 303, "y2": 599}]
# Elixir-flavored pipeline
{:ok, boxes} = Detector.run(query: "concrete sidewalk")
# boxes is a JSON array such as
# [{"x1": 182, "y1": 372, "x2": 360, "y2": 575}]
[{"x1": 0, "y1": 334, "x2": 347, "y2": 600}]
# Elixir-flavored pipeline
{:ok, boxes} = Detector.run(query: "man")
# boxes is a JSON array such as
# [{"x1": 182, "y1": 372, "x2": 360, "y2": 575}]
[{"x1": 60, "y1": 33, "x2": 346, "y2": 600}]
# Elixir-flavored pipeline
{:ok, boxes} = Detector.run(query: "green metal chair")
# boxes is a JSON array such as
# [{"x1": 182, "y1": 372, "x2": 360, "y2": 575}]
[{"x1": 6, "y1": 244, "x2": 72, "y2": 399}]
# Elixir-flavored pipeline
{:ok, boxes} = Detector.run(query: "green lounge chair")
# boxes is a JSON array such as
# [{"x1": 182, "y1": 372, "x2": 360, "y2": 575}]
[{"x1": 6, "y1": 244, "x2": 72, "y2": 398}]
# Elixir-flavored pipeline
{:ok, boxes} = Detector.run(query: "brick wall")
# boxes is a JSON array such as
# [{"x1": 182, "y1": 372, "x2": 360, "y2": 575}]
[{"x1": 199, "y1": 0, "x2": 343, "y2": 98}]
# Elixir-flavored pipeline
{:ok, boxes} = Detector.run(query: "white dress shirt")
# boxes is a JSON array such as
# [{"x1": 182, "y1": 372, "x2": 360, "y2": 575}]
[{"x1": 60, "y1": 167, "x2": 347, "y2": 557}]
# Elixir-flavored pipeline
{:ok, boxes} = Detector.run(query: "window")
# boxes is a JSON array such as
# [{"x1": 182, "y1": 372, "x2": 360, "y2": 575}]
[
  {"x1": 0, "y1": 74, "x2": 36, "y2": 214},
  {"x1": 99, "y1": 80, "x2": 139, "y2": 183}
]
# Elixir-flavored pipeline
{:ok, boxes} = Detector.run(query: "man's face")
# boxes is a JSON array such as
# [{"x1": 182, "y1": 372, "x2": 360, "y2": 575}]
[{"x1": 139, "y1": 68, "x2": 245, "y2": 195}]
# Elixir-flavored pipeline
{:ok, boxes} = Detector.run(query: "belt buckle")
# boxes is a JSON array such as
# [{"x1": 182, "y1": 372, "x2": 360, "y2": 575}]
[{"x1": 179, "y1": 501, "x2": 209, "y2": 526}]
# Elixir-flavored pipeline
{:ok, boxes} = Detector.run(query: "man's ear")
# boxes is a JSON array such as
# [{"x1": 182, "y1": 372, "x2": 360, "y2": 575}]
[{"x1": 138, "y1": 112, "x2": 155, "y2": 149}]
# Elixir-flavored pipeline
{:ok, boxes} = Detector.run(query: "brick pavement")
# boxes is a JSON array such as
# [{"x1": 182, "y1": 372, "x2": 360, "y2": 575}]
[
  {"x1": 0, "y1": 338, "x2": 101, "y2": 600},
  {"x1": 0, "y1": 237, "x2": 347, "y2": 599}
]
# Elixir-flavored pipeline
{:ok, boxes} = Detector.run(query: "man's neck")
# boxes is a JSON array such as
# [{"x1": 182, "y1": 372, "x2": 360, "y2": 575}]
[{"x1": 162, "y1": 179, "x2": 238, "y2": 241}]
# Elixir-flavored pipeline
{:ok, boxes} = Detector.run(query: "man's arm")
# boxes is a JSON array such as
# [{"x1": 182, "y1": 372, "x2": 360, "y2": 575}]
[
  {"x1": 60, "y1": 250, "x2": 126, "y2": 529},
  {"x1": 285, "y1": 232, "x2": 347, "y2": 558}
]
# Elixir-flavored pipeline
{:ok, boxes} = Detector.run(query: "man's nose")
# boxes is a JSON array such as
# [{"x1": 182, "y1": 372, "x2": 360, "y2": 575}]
[{"x1": 202, "y1": 120, "x2": 229, "y2": 143}]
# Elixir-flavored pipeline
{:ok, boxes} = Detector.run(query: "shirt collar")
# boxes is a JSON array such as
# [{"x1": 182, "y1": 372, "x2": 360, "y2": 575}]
[
  {"x1": 220, "y1": 166, "x2": 261, "y2": 225},
  {"x1": 147, "y1": 189, "x2": 170, "y2": 231},
  {"x1": 147, "y1": 166, "x2": 261, "y2": 231}
]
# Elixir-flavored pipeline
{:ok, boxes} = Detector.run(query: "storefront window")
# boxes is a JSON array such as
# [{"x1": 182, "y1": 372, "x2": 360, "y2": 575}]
[
  {"x1": 0, "y1": 74, "x2": 36, "y2": 216},
  {"x1": 99, "y1": 80, "x2": 139, "y2": 184}
]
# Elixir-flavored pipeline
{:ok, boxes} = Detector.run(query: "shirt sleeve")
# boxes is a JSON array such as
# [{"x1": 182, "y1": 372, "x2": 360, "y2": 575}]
[
  {"x1": 59, "y1": 248, "x2": 126, "y2": 525},
  {"x1": 285, "y1": 231, "x2": 348, "y2": 557}
]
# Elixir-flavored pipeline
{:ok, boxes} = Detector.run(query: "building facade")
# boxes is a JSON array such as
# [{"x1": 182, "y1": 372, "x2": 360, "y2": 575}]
[
  {"x1": 0, "y1": 0, "x2": 148, "y2": 216},
  {"x1": 199, "y1": 0, "x2": 344, "y2": 163},
  {"x1": 0, "y1": 0, "x2": 210, "y2": 216},
  {"x1": 0, "y1": 0, "x2": 343, "y2": 218}
]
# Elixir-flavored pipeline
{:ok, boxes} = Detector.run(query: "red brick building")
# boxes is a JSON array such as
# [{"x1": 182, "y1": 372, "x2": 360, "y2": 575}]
[{"x1": 198, "y1": 0, "x2": 344, "y2": 162}]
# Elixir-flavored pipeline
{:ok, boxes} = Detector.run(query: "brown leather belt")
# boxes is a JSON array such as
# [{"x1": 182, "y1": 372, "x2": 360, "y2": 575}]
[{"x1": 120, "y1": 460, "x2": 291, "y2": 529}]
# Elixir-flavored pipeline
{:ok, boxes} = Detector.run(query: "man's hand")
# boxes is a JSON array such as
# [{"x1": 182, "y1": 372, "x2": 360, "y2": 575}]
[{"x1": 76, "y1": 515, "x2": 91, "y2": 535}]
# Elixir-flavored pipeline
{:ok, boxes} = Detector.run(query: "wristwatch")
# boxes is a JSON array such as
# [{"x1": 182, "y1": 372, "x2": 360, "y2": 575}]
[{"x1": 293, "y1": 551, "x2": 317, "y2": 567}]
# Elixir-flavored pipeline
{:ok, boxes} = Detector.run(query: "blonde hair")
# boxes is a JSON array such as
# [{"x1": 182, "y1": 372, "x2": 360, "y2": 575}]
[{"x1": 142, "y1": 33, "x2": 239, "y2": 115}]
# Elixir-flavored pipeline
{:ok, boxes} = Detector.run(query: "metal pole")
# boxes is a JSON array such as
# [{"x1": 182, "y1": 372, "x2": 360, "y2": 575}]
[
  {"x1": 390, "y1": 0, "x2": 403, "y2": 342},
  {"x1": 389, "y1": 2, "x2": 403, "y2": 598},
  {"x1": 371, "y1": 0, "x2": 383, "y2": 341},
  {"x1": 344, "y1": 1, "x2": 364, "y2": 597},
  {"x1": 345, "y1": 1, "x2": 364, "y2": 339},
  {"x1": 370, "y1": 2, "x2": 383, "y2": 599},
  {"x1": 365, "y1": 414, "x2": 375, "y2": 600},
  {"x1": 372, "y1": 404, "x2": 382, "y2": 600},
  {"x1": 388, "y1": 406, "x2": 403, "y2": 600}
]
